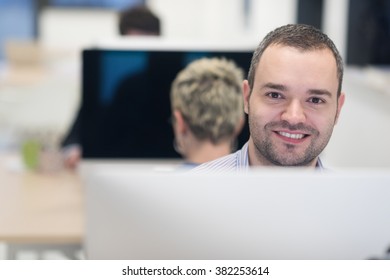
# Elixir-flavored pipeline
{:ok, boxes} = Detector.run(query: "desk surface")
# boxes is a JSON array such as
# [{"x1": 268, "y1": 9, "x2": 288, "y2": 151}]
[{"x1": 0, "y1": 154, "x2": 83, "y2": 244}]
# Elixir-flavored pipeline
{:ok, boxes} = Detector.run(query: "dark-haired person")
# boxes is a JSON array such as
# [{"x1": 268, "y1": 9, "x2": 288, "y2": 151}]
[
  {"x1": 119, "y1": 5, "x2": 160, "y2": 36},
  {"x1": 194, "y1": 24, "x2": 345, "y2": 172},
  {"x1": 61, "y1": 5, "x2": 160, "y2": 168}
]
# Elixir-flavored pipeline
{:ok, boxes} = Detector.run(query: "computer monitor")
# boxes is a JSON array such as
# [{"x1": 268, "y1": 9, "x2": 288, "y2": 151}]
[
  {"x1": 83, "y1": 167, "x2": 390, "y2": 259},
  {"x1": 81, "y1": 39, "x2": 253, "y2": 158}
]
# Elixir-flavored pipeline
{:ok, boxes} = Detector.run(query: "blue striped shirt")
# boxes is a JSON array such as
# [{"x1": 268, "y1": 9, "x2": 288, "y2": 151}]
[{"x1": 192, "y1": 141, "x2": 324, "y2": 172}]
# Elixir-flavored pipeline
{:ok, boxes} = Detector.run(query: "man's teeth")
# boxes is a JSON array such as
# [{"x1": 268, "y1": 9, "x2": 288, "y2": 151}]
[{"x1": 278, "y1": 131, "x2": 305, "y2": 139}]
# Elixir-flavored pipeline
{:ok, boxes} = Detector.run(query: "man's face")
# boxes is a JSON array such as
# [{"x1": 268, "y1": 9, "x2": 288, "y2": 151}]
[{"x1": 243, "y1": 45, "x2": 345, "y2": 167}]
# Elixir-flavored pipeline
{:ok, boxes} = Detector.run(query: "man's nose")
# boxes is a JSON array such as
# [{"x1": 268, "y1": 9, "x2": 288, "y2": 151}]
[{"x1": 281, "y1": 99, "x2": 306, "y2": 124}]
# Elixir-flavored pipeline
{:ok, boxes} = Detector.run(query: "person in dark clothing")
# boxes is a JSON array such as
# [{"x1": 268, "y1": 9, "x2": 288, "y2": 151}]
[{"x1": 61, "y1": 5, "x2": 160, "y2": 168}]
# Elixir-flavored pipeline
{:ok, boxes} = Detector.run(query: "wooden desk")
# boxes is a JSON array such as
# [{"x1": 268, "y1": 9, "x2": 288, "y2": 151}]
[{"x1": 0, "y1": 154, "x2": 83, "y2": 245}]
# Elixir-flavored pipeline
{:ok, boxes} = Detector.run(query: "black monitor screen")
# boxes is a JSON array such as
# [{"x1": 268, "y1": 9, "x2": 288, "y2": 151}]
[{"x1": 81, "y1": 48, "x2": 253, "y2": 159}]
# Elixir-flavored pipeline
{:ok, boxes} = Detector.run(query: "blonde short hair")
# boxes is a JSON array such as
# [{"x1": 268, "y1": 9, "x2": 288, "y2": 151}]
[{"x1": 170, "y1": 57, "x2": 244, "y2": 144}]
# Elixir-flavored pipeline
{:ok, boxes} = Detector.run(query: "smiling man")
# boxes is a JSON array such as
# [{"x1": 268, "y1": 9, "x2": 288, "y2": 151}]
[{"x1": 194, "y1": 24, "x2": 345, "y2": 171}]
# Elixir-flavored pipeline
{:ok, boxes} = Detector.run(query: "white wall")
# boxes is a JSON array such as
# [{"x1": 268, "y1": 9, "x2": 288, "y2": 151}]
[
  {"x1": 39, "y1": 8, "x2": 118, "y2": 49},
  {"x1": 248, "y1": 0, "x2": 298, "y2": 41},
  {"x1": 322, "y1": 68, "x2": 390, "y2": 168},
  {"x1": 322, "y1": 0, "x2": 349, "y2": 62},
  {"x1": 148, "y1": 0, "x2": 246, "y2": 40},
  {"x1": 148, "y1": 0, "x2": 297, "y2": 42}
]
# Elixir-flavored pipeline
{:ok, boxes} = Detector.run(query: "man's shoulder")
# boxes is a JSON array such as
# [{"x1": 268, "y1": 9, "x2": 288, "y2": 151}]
[
  {"x1": 191, "y1": 142, "x2": 249, "y2": 173},
  {"x1": 191, "y1": 151, "x2": 240, "y2": 173}
]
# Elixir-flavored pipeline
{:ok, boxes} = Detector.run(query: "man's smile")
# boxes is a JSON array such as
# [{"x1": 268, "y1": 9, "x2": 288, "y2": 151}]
[{"x1": 274, "y1": 130, "x2": 310, "y2": 144}]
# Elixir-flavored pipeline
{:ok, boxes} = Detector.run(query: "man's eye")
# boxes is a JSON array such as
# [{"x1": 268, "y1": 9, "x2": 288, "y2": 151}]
[
  {"x1": 308, "y1": 97, "x2": 324, "y2": 104},
  {"x1": 267, "y1": 92, "x2": 282, "y2": 99}
]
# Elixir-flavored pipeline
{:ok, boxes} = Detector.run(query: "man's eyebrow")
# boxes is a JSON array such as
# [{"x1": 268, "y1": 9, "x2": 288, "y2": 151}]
[
  {"x1": 261, "y1": 83, "x2": 287, "y2": 91},
  {"x1": 261, "y1": 83, "x2": 334, "y2": 98},
  {"x1": 308, "y1": 89, "x2": 333, "y2": 98}
]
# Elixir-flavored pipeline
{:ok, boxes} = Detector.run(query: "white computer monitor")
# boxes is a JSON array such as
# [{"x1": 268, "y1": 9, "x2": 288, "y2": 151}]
[{"x1": 83, "y1": 167, "x2": 390, "y2": 260}]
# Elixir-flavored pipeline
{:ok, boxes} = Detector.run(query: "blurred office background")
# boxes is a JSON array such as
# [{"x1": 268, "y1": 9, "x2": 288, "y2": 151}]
[{"x1": 0, "y1": 0, "x2": 390, "y2": 168}]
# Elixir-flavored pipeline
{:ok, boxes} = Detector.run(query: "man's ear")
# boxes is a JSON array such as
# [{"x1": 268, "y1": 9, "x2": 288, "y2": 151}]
[
  {"x1": 335, "y1": 92, "x2": 346, "y2": 125},
  {"x1": 173, "y1": 110, "x2": 188, "y2": 134},
  {"x1": 242, "y1": 80, "x2": 251, "y2": 114}
]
